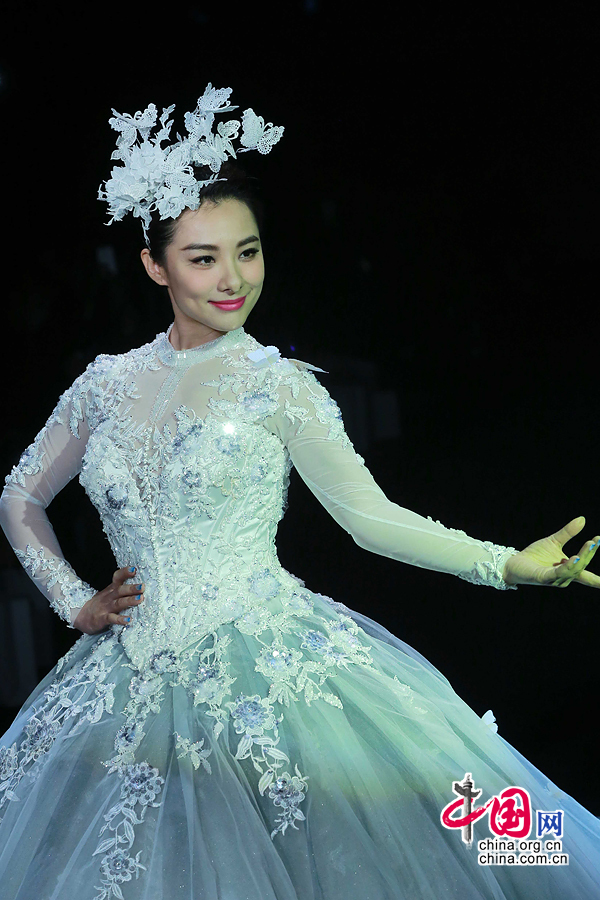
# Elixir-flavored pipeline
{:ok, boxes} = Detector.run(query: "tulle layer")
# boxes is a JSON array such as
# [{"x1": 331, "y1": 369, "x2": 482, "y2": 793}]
[{"x1": 1, "y1": 592, "x2": 599, "y2": 900}]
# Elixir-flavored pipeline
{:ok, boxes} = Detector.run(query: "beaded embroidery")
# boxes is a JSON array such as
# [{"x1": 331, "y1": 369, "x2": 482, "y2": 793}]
[{"x1": 0, "y1": 324, "x2": 521, "y2": 892}]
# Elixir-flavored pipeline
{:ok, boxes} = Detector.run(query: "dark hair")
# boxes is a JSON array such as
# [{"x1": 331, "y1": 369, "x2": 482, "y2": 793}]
[{"x1": 145, "y1": 158, "x2": 265, "y2": 268}]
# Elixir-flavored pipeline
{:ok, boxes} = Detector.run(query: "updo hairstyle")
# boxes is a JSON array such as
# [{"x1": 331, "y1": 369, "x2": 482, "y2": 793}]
[{"x1": 145, "y1": 159, "x2": 265, "y2": 269}]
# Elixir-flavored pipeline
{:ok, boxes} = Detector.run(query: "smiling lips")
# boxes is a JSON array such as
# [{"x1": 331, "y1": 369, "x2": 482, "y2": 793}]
[{"x1": 209, "y1": 295, "x2": 247, "y2": 310}]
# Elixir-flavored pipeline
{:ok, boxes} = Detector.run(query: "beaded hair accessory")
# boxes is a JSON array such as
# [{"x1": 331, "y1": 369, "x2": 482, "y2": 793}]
[{"x1": 98, "y1": 83, "x2": 284, "y2": 246}]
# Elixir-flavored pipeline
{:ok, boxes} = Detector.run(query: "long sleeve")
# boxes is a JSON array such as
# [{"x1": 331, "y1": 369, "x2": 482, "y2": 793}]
[
  {"x1": 263, "y1": 360, "x2": 519, "y2": 590},
  {"x1": 0, "y1": 367, "x2": 99, "y2": 629}
]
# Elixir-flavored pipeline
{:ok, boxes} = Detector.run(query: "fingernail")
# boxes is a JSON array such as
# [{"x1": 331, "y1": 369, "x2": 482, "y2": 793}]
[
  {"x1": 129, "y1": 567, "x2": 136, "y2": 573},
  {"x1": 590, "y1": 543, "x2": 596, "y2": 550},
  {"x1": 574, "y1": 557, "x2": 580, "y2": 563},
  {"x1": 124, "y1": 617, "x2": 131, "y2": 623},
  {"x1": 136, "y1": 584, "x2": 142, "y2": 590}
]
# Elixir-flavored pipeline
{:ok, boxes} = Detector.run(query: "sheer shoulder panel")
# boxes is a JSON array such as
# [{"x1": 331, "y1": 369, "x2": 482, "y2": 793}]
[{"x1": 263, "y1": 360, "x2": 519, "y2": 590}]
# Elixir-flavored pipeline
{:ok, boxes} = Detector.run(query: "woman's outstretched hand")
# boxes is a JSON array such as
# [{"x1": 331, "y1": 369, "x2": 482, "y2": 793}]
[
  {"x1": 72, "y1": 566, "x2": 145, "y2": 634},
  {"x1": 503, "y1": 516, "x2": 600, "y2": 588}
]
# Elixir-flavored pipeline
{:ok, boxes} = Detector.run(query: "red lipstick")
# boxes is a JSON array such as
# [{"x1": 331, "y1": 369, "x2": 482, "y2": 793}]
[{"x1": 209, "y1": 295, "x2": 247, "y2": 311}]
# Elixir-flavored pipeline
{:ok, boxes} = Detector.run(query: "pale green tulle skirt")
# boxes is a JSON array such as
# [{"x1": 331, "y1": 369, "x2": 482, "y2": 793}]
[{"x1": 1, "y1": 589, "x2": 599, "y2": 900}]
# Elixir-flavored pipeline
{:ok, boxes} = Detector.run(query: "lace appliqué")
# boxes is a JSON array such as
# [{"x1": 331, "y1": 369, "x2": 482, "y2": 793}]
[
  {"x1": 225, "y1": 692, "x2": 309, "y2": 838},
  {"x1": 0, "y1": 634, "x2": 118, "y2": 824},
  {"x1": 3, "y1": 379, "x2": 90, "y2": 490},
  {"x1": 14, "y1": 544, "x2": 97, "y2": 628},
  {"x1": 92, "y1": 761, "x2": 165, "y2": 900},
  {"x1": 426, "y1": 517, "x2": 519, "y2": 591},
  {"x1": 457, "y1": 541, "x2": 519, "y2": 591},
  {"x1": 175, "y1": 734, "x2": 213, "y2": 772},
  {"x1": 205, "y1": 343, "x2": 366, "y2": 465}
]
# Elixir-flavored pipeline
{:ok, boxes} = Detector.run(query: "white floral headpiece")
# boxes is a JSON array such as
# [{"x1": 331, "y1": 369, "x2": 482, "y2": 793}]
[{"x1": 98, "y1": 83, "x2": 284, "y2": 247}]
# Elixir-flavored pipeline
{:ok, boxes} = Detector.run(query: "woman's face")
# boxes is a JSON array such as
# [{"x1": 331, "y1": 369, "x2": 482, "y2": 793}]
[{"x1": 141, "y1": 198, "x2": 264, "y2": 344}]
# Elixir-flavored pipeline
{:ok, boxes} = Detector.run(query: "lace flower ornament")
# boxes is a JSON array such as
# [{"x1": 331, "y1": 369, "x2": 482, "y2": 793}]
[{"x1": 98, "y1": 83, "x2": 284, "y2": 246}]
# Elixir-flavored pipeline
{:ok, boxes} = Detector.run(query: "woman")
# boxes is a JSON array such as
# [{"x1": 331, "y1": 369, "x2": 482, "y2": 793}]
[{"x1": 0, "y1": 85, "x2": 599, "y2": 899}]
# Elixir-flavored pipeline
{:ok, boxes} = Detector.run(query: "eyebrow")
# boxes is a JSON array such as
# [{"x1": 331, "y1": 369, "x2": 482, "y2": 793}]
[{"x1": 180, "y1": 235, "x2": 261, "y2": 252}]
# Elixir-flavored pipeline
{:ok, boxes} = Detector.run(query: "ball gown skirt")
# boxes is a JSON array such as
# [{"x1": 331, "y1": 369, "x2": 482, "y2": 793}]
[
  {"x1": 0, "y1": 588, "x2": 599, "y2": 900},
  {"x1": 1, "y1": 326, "x2": 599, "y2": 898}
]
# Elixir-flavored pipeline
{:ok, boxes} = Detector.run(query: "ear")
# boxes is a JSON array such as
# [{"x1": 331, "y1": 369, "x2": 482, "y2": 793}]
[{"x1": 140, "y1": 248, "x2": 169, "y2": 286}]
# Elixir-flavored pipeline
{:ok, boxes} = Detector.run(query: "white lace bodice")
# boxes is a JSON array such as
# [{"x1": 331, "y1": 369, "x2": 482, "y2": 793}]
[{"x1": 0, "y1": 324, "x2": 518, "y2": 673}]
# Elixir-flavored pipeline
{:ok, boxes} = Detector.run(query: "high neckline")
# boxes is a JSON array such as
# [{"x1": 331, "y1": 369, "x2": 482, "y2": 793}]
[{"x1": 156, "y1": 322, "x2": 247, "y2": 368}]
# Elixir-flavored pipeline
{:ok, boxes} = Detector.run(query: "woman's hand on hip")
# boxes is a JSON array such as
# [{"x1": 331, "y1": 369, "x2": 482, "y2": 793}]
[{"x1": 72, "y1": 566, "x2": 144, "y2": 634}]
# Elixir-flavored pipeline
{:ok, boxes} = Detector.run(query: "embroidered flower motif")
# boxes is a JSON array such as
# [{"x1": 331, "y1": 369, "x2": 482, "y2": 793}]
[
  {"x1": 299, "y1": 628, "x2": 331, "y2": 654},
  {"x1": 191, "y1": 663, "x2": 223, "y2": 704},
  {"x1": 120, "y1": 761, "x2": 164, "y2": 807},
  {"x1": 215, "y1": 433, "x2": 242, "y2": 456},
  {"x1": 255, "y1": 641, "x2": 302, "y2": 678},
  {"x1": 0, "y1": 637, "x2": 119, "y2": 822},
  {"x1": 255, "y1": 640, "x2": 304, "y2": 707},
  {"x1": 200, "y1": 583, "x2": 219, "y2": 602},
  {"x1": 105, "y1": 483, "x2": 129, "y2": 510},
  {"x1": 248, "y1": 569, "x2": 281, "y2": 600},
  {"x1": 236, "y1": 388, "x2": 278, "y2": 419},
  {"x1": 93, "y1": 761, "x2": 164, "y2": 899},
  {"x1": 247, "y1": 346, "x2": 281, "y2": 368},
  {"x1": 234, "y1": 605, "x2": 273, "y2": 636},
  {"x1": 148, "y1": 650, "x2": 178, "y2": 676},
  {"x1": 327, "y1": 617, "x2": 362, "y2": 649},
  {"x1": 114, "y1": 721, "x2": 141, "y2": 754},
  {"x1": 98, "y1": 849, "x2": 142, "y2": 888},
  {"x1": 227, "y1": 693, "x2": 279, "y2": 737},
  {"x1": 268, "y1": 766, "x2": 310, "y2": 838},
  {"x1": 284, "y1": 592, "x2": 314, "y2": 615},
  {"x1": 248, "y1": 462, "x2": 267, "y2": 483},
  {"x1": 175, "y1": 733, "x2": 213, "y2": 773},
  {"x1": 0, "y1": 745, "x2": 19, "y2": 784},
  {"x1": 173, "y1": 421, "x2": 206, "y2": 452}
]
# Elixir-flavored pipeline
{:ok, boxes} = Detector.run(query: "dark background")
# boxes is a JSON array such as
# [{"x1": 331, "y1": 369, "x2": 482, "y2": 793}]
[{"x1": 1, "y1": 2, "x2": 599, "y2": 814}]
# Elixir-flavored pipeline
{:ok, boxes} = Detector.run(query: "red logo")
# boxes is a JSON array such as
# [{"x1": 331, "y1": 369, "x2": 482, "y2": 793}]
[{"x1": 441, "y1": 773, "x2": 532, "y2": 846}]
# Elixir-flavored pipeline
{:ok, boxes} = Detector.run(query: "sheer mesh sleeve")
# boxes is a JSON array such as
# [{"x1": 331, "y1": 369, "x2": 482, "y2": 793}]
[
  {"x1": 0, "y1": 367, "x2": 99, "y2": 629},
  {"x1": 263, "y1": 360, "x2": 519, "y2": 590}
]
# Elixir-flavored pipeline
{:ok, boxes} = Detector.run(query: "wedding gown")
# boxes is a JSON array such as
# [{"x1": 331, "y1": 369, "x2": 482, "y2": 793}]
[{"x1": 0, "y1": 323, "x2": 598, "y2": 900}]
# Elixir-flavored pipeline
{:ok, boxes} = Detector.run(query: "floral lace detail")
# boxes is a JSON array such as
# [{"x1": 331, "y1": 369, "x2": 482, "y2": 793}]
[
  {"x1": 462, "y1": 542, "x2": 519, "y2": 591},
  {"x1": 426, "y1": 517, "x2": 518, "y2": 591},
  {"x1": 4, "y1": 343, "x2": 161, "y2": 493},
  {"x1": 0, "y1": 634, "x2": 118, "y2": 824},
  {"x1": 224, "y1": 692, "x2": 309, "y2": 838},
  {"x1": 14, "y1": 544, "x2": 97, "y2": 628},
  {"x1": 175, "y1": 733, "x2": 213, "y2": 772},
  {"x1": 249, "y1": 609, "x2": 377, "y2": 710},
  {"x1": 2, "y1": 338, "x2": 163, "y2": 626},
  {"x1": 204, "y1": 346, "x2": 366, "y2": 463},
  {"x1": 0, "y1": 327, "x2": 527, "y2": 894},
  {"x1": 92, "y1": 761, "x2": 165, "y2": 900}
]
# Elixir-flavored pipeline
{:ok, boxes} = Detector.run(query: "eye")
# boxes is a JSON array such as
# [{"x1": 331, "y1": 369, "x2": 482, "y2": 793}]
[{"x1": 191, "y1": 248, "x2": 260, "y2": 265}]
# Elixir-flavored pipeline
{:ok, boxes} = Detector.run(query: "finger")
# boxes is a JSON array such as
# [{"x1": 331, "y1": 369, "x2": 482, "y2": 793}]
[
  {"x1": 116, "y1": 591, "x2": 144, "y2": 612},
  {"x1": 117, "y1": 581, "x2": 145, "y2": 599},
  {"x1": 113, "y1": 565, "x2": 138, "y2": 585},
  {"x1": 106, "y1": 612, "x2": 130, "y2": 626},
  {"x1": 572, "y1": 537, "x2": 600, "y2": 587},
  {"x1": 550, "y1": 516, "x2": 586, "y2": 551},
  {"x1": 574, "y1": 568, "x2": 600, "y2": 588},
  {"x1": 551, "y1": 543, "x2": 599, "y2": 587},
  {"x1": 546, "y1": 554, "x2": 581, "y2": 587},
  {"x1": 577, "y1": 536, "x2": 600, "y2": 558}
]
